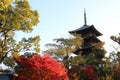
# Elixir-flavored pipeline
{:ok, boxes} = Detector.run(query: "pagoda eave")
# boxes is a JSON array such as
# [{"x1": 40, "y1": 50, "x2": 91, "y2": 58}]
[{"x1": 69, "y1": 25, "x2": 102, "y2": 36}]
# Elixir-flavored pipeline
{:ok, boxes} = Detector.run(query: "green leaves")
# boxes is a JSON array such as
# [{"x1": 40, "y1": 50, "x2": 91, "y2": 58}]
[
  {"x1": 0, "y1": 0, "x2": 39, "y2": 32},
  {"x1": 3, "y1": 57, "x2": 15, "y2": 68},
  {"x1": 45, "y1": 34, "x2": 83, "y2": 58},
  {"x1": 69, "y1": 54, "x2": 86, "y2": 65},
  {"x1": 0, "y1": 0, "x2": 13, "y2": 10},
  {"x1": 0, "y1": 0, "x2": 40, "y2": 67},
  {"x1": 45, "y1": 34, "x2": 83, "y2": 69}
]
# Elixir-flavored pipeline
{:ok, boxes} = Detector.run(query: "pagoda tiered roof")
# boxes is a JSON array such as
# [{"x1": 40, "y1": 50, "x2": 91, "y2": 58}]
[
  {"x1": 69, "y1": 25, "x2": 102, "y2": 37},
  {"x1": 83, "y1": 34, "x2": 102, "y2": 43}
]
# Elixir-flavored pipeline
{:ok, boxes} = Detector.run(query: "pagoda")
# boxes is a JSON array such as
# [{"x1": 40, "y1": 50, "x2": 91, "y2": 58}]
[{"x1": 69, "y1": 10, "x2": 104, "y2": 56}]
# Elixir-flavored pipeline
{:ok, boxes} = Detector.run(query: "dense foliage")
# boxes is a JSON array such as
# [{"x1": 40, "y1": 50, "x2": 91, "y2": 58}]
[
  {"x1": 80, "y1": 65, "x2": 98, "y2": 80},
  {"x1": 14, "y1": 53, "x2": 69, "y2": 80},
  {"x1": 69, "y1": 65, "x2": 98, "y2": 80},
  {"x1": 0, "y1": 0, "x2": 40, "y2": 67},
  {"x1": 45, "y1": 34, "x2": 83, "y2": 68}
]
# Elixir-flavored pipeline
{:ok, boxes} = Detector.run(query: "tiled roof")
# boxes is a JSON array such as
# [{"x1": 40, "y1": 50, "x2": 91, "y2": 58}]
[{"x1": 69, "y1": 25, "x2": 91, "y2": 33}]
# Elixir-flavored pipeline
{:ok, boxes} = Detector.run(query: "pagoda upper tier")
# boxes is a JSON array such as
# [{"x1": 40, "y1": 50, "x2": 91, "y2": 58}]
[
  {"x1": 69, "y1": 9, "x2": 104, "y2": 55},
  {"x1": 69, "y1": 24, "x2": 102, "y2": 38}
]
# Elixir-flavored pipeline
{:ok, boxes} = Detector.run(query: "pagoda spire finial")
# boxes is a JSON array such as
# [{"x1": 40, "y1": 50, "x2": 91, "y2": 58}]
[{"x1": 84, "y1": 8, "x2": 87, "y2": 25}]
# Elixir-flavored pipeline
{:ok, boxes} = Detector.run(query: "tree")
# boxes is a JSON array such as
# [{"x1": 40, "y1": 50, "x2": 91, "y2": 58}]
[
  {"x1": 98, "y1": 34, "x2": 120, "y2": 80},
  {"x1": 110, "y1": 33, "x2": 120, "y2": 65},
  {"x1": 14, "y1": 53, "x2": 69, "y2": 80},
  {"x1": 0, "y1": 0, "x2": 40, "y2": 65},
  {"x1": 45, "y1": 34, "x2": 83, "y2": 68},
  {"x1": 111, "y1": 33, "x2": 120, "y2": 45},
  {"x1": 110, "y1": 34, "x2": 120, "y2": 79}
]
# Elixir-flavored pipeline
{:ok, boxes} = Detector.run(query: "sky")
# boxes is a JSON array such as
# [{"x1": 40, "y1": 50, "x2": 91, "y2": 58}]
[{"x1": 16, "y1": 0, "x2": 120, "y2": 55}]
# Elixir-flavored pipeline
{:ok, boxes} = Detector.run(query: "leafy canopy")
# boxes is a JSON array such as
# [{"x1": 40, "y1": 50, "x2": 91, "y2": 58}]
[
  {"x1": 14, "y1": 53, "x2": 69, "y2": 80},
  {"x1": 0, "y1": 0, "x2": 40, "y2": 66},
  {"x1": 45, "y1": 34, "x2": 83, "y2": 58}
]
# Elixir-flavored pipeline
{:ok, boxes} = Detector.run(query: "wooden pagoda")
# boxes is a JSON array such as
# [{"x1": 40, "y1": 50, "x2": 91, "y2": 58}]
[{"x1": 69, "y1": 10, "x2": 104, "y2": 55}]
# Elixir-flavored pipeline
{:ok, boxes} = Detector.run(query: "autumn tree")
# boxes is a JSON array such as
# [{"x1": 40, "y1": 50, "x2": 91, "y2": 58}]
[
  {"x1": 14, "y1": 53, "x2": 69, "y2": 80},
  {"x1": 0, "y1": 0, "x2": 40, "y2": 66}
]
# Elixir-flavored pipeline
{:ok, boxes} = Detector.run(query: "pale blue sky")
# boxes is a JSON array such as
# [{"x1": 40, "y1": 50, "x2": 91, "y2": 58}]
[{"x1": 16, "y1": 0, "x2": 120, "y2": 54}]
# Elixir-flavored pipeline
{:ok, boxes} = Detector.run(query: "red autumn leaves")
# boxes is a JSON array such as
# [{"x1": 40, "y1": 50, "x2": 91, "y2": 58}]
[
  {"x1": 81, "y1": 65, "x2": 98, "y2": 80},
  {"x1": 13, "y1": 53, "x2": 99, "y2": 80},
  {"x1": 14, "y1": 53, "x2": 69, "y2": 80}
]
